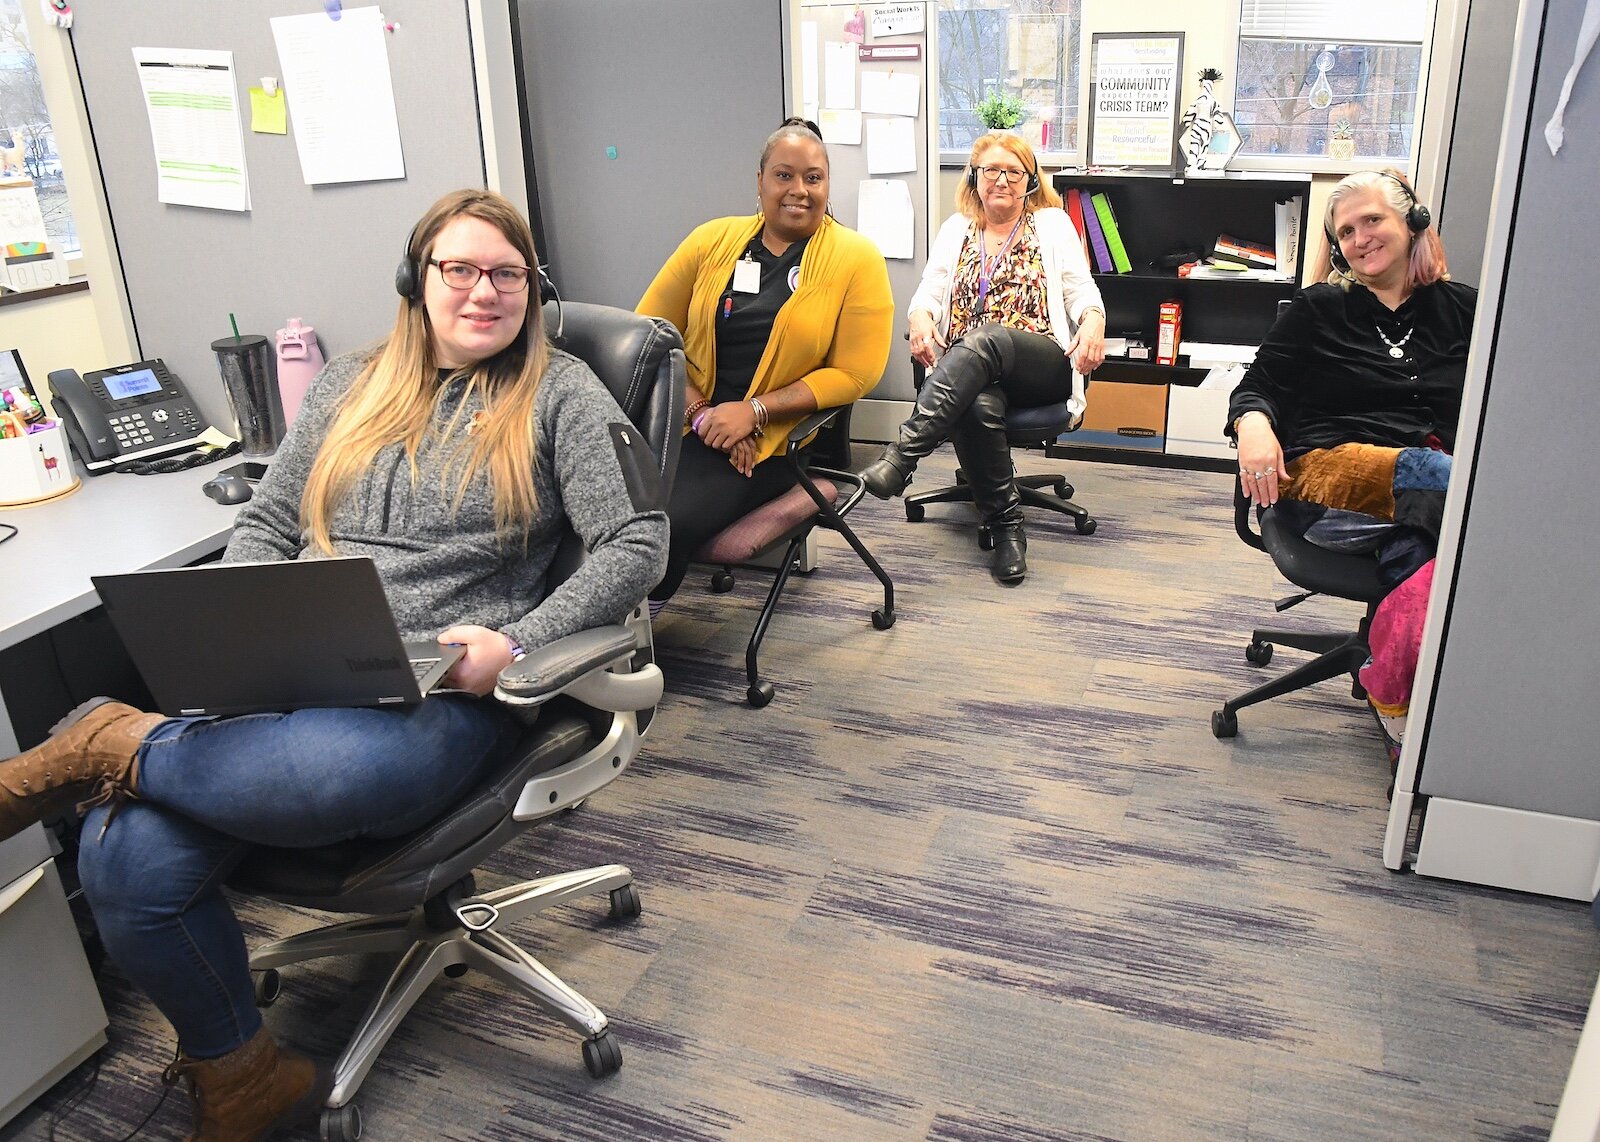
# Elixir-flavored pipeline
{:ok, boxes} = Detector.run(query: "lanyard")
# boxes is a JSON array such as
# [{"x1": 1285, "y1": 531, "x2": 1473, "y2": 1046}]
[{"x1": 977, "y1": 213, "x2": 1025, "y2": 307}]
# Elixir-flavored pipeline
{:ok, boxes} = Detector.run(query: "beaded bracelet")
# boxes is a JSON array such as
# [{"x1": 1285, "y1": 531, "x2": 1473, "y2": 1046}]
[{"x1": 684, "y1": 398, "x2": 710, "y2": 426}]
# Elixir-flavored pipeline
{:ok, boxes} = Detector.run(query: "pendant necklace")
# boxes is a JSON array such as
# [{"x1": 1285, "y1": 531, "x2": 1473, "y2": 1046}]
[{"x1": 1375, "y1": 324, "x2": 1413, "y2": 359}]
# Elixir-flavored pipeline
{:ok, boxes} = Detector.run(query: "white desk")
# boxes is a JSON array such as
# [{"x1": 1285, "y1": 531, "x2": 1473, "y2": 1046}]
[
  {"x1": 0, "y1": 458, "x2": 241, "y2": 753},
  {"x1": 0, "y1": 460, "x2": 241, "y2": 1127}
]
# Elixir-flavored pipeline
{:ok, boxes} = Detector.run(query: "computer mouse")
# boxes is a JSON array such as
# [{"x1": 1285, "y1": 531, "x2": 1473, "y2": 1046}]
[{"x1": 202, "y1": 473, "x2": 253, "y2": 505}]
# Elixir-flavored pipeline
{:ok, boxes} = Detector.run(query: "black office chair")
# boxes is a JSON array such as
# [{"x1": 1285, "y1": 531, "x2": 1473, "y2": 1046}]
[
  {"x1": 1210, "y1": 474, "x2": 1389, "y2": 739},
  {"x1": 902, "y1": 360, "x2": 1097, "y2": 545},
  {"x1": 692, "y1": 404, "x2": 894, "y2": 707},
  {"x1": 226, "y1": 302, "x2": 685, "y2": 1142}
]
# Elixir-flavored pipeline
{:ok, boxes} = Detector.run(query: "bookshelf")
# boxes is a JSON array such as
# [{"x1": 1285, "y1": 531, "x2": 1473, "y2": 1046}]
[{"x1": 1050, "y1": 169, "x2": 1313, "y2": 471}]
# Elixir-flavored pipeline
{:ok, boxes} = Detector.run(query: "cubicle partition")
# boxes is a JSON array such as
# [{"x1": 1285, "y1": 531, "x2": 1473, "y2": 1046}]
[{"x1": 66, "y1": 0, "x2": 507, "y2": 435}]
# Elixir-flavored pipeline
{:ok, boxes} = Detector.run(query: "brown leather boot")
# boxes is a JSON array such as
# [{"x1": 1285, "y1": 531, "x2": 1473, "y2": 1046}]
[
  {"x1": 163, "y1": 1026, "x2": 332, "y2": 1142},
  {"x1": 0, "y1": 697, "x2": 163, "y2": 842}
]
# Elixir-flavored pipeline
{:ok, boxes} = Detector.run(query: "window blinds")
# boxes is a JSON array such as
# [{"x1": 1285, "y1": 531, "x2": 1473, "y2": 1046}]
[{"x1": 1238, "y1": 0, "x2": 1428, "y2": 43}]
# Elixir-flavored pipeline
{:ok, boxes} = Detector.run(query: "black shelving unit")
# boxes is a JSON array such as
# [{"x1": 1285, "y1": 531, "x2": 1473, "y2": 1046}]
[{"x1": 1049, "y1": 169, "x2": 1312, "y2": 471}]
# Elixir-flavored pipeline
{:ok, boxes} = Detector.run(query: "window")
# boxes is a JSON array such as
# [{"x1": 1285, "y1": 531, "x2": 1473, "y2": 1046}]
[
  {"x1": 1233, "y1": 0, "x2": 1428, "y2": 167},
  {"x1": 0, "y1": 0, "x2": 78, "y2": 254},
  {"x1": 937, "y1": 1, "x2": 1081, "y2": 163}
]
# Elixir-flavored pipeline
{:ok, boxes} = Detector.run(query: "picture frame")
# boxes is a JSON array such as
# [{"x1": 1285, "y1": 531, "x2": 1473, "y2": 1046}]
[
  {"x1": 1086, "y1": 32, "x2": 1185, "y2": 171},
  {"x1": 1194, "y1": 110, "x2": 1242, "y2": 172}
]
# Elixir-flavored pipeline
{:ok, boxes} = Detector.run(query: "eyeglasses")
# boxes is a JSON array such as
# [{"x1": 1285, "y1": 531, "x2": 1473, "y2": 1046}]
[
  {"x1": 429, "y1": 259, "x2": 532, "y2": 293},
  {"x1": 978, "y1": 165, "x2": 1030, "y2": 184}
]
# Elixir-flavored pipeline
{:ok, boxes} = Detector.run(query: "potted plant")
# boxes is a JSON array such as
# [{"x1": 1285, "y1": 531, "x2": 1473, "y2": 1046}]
[
  {"x1": 1328, "y1": 119, "x2": 1356, "y2": 161},
  {"x1": 975, "y1": 91, "x2": 1026, "y2": 132}
]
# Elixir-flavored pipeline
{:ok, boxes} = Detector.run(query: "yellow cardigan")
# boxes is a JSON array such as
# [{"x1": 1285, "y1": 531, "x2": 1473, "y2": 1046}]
[{"x1": 637, "y1": 213, "x2": 893, "y2": 464}]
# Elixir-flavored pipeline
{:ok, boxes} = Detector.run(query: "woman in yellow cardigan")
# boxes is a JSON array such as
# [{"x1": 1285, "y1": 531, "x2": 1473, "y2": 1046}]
[{"x1": 637, "y1": 118, "x2": 893, "y2": 607}]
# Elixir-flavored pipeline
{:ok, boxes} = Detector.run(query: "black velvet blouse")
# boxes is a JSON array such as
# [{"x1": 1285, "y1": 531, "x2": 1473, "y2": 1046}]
[{"x1": 1226, "y1": 279, "x2": 1478, "y2": 454}]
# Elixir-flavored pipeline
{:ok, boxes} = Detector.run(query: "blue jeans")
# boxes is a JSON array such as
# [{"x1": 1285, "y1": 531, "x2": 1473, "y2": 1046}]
[{"x1": 76, "y1": 695, "x2": 519, "y2": 1059}]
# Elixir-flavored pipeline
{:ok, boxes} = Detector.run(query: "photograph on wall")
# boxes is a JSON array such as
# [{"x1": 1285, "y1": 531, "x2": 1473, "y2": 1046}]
[{"x1": 1086, "y1": 32, "x2": 1184, "y2": 170}]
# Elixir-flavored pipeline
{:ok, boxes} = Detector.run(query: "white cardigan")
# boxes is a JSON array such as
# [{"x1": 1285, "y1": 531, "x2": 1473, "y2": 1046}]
[{"x1": 908, "y1": 207, "x2": 1104, "y2": 416}]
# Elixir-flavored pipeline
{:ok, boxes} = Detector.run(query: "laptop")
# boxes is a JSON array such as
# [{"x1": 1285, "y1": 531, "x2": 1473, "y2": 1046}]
[{"x1": 92, "y1": 557, "x2": 467, "y2": 717}]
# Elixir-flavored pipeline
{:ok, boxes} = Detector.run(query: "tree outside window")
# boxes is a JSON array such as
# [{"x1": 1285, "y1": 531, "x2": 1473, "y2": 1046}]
[
  {"x1": 1234, "y1": 39, "x2": 1423, "y2": 163},
  {"x1": 938, "y1": 0, "x2": 1081, "y2": 162},
  {"x1": 0, "y1": 0, "x2": 78, "y2": 253}
]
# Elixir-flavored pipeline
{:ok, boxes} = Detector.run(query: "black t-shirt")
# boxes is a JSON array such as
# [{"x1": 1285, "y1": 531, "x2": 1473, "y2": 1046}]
[
  {"x1": 712, "y1": 234, "x2": 810, "y2": 406},
  {"x1": 1227, "y1": 279, "x2": 1478, "y2": 454}
]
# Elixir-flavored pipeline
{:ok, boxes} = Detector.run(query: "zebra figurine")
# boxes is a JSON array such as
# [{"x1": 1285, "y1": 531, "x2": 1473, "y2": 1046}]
[{"x1": 1178, "y1": 68, "x2": 1228, "y2": 174}]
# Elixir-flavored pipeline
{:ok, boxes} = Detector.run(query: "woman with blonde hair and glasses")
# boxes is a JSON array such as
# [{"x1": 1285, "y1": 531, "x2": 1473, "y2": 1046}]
[
  {"x1": 860, "y1": 131, "x2": 1105, "y2": 584},
  {"x1": 0, "y1": 188, "x2": 666, "y2": 1140}
]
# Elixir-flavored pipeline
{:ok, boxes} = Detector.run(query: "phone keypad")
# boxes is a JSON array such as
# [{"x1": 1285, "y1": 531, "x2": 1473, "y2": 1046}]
[{"x1": 108, "y1": 412, "x2": 156, "y2": 449}]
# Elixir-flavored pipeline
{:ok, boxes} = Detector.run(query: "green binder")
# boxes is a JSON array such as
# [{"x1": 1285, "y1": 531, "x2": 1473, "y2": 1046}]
[{"x1": 1090, "y1": 192, "x2": 1133, "y2": 274}]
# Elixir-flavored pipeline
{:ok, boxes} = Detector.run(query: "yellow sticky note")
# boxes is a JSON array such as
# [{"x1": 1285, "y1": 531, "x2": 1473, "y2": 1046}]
[{"x1": 250, "y1": 87, "x2": 287, "y2": 135}]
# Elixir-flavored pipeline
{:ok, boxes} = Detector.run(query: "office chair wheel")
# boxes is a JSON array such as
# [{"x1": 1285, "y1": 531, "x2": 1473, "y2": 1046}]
[
  {"x1": 1057, "y1": 479, "x2": 1075, "y2": 499},
  {"x1": 252, "y1": 968, "x2": 281, "y2": 1008},
  {"x1": 871, "y1": 607, "x2": 895, "y2": 630},
  {"x1": 1075, "y1": 516, "x2": 1097, "y2": 536},
  {"x1": 1211, "y1": 709, "x2": 1239, "y2": 738},
  {"x1": 608, "y1": 883, "x2": 642, "y2": 921},
  {"x1": 1245, "y1": 640, "x2": 1274, "y2": 666},
  {"x1": 321, "y1": 1102, "x2": 363, "y2": 1142},
  {"x1": 710, "y1": 570, "x2": 736, "y2": 593},
  {"x1": 747, "y1": 681, "x2": 775, "y2": 708},
  {"x1": 582, "y1": 1032, "x2": 623, "y2": 1078},
  {"x1": 905, "y1": 502, "x2": 925, "y2": 523}
]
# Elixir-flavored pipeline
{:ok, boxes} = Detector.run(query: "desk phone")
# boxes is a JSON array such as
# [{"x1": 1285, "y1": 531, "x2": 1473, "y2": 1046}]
[{"x1": 47, "y1": 360, "x2": 214, "y2": 474}]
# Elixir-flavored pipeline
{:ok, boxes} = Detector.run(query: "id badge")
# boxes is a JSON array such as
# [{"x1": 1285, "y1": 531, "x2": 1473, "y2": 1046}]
[{"x1": 732, "y1": 258, "x2": 760, "y2": 294}]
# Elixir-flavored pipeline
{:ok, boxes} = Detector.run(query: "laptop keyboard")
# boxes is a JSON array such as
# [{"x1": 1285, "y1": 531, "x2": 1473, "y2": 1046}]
[{"x1": 409, "y1": 656, "x2": 440, "y2": 683}]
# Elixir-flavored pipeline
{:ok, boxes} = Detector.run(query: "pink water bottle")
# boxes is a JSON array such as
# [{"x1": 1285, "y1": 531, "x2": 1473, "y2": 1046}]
[{"x1": 275, "y1": 318, "x2": 325, "y2": 428}]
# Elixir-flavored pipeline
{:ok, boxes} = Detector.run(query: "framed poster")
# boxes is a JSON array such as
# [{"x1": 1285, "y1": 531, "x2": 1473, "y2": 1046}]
[{"x1": 1087, "y1": 32, "x2": 1185, "y2": 170}]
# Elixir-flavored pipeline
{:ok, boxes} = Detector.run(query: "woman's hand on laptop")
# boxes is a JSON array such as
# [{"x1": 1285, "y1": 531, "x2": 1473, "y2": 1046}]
[{"x1": 436, "y1": 625, "x2": 516, "y2": 696}]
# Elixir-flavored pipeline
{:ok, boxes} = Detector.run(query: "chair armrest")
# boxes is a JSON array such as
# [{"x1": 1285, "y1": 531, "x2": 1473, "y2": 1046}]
[
  {"x1": 495, "y1": 625, "x2": 638, "y2": 701},
  {"x1": 787, "y1": 407, "x2": 843, "y2": 447},
  {"x1": 1232, "y1": 473, "x2": 1266, "y2": 552}
]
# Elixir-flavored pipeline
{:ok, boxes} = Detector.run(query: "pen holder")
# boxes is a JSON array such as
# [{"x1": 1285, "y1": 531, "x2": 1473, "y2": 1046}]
[{"x1": 0, "y1": 421, "x2": 79, "y2": 506}]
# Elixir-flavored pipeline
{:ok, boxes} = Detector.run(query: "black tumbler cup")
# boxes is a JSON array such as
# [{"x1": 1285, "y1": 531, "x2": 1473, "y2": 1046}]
[{"x1": 211, "y1": 334, "x2": 286, "y2": 458}]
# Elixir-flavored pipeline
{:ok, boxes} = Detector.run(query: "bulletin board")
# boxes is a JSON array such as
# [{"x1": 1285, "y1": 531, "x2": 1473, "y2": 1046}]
[
  {"x1": 796, "y1": 0, "x2": 934, "y2": 410},
  {"x1": 65, "y1": 1, "x2": 489, "y2": 433}
]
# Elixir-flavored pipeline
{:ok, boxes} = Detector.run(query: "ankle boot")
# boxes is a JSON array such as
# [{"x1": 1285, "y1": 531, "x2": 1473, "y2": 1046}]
[
  {"x1": 860, "y1": 333, "x2": 1006, "y2": 499},
  {"x1": 163, "y1": 1026, "x2": 332, "y2": 1142},
  {"x1": 990, "y1": 522, "x2": 1028, "y2": 584},
  {"x1": 0, "y1": 698, "x2": 163, "y2": 843},
  {"x1": 949, "y1": 390, "x2": 1026, "y2": 583}
]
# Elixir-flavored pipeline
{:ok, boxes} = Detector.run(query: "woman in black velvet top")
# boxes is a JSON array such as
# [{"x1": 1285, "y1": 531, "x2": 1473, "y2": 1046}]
[{"x1": 1226, "y1": 169, "x2": 1477, "y2": 758}]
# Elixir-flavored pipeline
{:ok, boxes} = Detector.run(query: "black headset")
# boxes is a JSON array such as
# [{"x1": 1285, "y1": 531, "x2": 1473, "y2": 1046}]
[
  {"x1": 966, "y1": 157, "x2": 1041, "y2": 197},
  {"x1": 1326, "y1": 172, "x2": 1432, "y2": 274},
  {"x1": 394, "y1": 220, "x2": 558, "y2": 336}
]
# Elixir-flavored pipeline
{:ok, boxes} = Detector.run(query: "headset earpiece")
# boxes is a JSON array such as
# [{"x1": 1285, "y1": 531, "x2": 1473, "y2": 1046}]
[
  {"x1": 965, "y1": 165, "x2": 978, "y2": 191},
  {"x1": 966, "y1": 161, "x2": 1042, "y2": 196},
  {"x1": 394, "y1": 222, "x2": 423, "y2": 303}
]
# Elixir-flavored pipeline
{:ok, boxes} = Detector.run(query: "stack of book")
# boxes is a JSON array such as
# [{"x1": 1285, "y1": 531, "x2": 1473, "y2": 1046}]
[
  {"x1": 1064, "y1": 187, "x2": 1132, "y2": 275},
  {"x1": 1182, "y1": 232, "x2": 1290, "y2": 281}
]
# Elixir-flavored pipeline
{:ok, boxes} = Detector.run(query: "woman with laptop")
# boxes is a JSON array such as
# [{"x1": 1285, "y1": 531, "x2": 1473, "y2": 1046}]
[{"x1": 0, "y1": 189, "x2": 667, "y2": 1140}]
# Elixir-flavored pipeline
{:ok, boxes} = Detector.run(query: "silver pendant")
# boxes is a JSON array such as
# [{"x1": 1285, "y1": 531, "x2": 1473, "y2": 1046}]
[{"x1": 1389, "y1": 346, "x2": 1404, "y2": 359}]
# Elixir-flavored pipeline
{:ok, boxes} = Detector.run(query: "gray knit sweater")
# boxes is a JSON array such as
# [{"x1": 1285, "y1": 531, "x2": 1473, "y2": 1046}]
[{"x1": 224, "y1": 349, "x2": 668, "y2": 654}]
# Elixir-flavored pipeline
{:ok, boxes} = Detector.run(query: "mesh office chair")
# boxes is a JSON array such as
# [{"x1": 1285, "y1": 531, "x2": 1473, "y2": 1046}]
[
  {"x1": 902, "y1": 359, "x2": 1097, "y2": 544},
  {"x1": 693, "y1": 404, "x2": 894, "y2": 708},
  {"x1": 227, "y1": 302, "x2": 685, "y2": 1142},
  {"x1": 1210, "y1": 474, "x2": 1389, "y2": 739}
]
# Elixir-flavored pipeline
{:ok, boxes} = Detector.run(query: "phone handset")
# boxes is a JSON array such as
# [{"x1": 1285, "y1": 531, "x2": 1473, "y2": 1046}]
[{"x1": 46, "y1": 369, "x2": 117, "y2": 463}]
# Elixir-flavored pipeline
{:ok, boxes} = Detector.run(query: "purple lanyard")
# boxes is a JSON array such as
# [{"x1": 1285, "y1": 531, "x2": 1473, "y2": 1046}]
[{"x1": 976, "y1": 213, "x2": 1025, "y2": 307}]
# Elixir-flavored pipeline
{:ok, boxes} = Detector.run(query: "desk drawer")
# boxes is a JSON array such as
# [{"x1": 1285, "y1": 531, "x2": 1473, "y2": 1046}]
[{"x1": 0, "y1": 858, "x2": 108, "y2": 1125}]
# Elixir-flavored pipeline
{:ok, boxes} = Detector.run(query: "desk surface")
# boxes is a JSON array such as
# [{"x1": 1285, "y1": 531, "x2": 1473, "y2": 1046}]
[{"x1": 0, "y1": 458, "x2": 242, "y2": 651}]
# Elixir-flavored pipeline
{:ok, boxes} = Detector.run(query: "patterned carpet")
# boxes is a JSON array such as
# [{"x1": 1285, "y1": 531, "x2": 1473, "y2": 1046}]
[{"x1": 6, "y1": 449, "x2": 1597, "y2": 1141}]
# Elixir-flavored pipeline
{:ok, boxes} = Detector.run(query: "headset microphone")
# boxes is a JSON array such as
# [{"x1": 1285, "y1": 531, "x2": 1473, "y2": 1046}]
[{"x1": 966, "y1": 160, "x2": 1042, "y2": 197}]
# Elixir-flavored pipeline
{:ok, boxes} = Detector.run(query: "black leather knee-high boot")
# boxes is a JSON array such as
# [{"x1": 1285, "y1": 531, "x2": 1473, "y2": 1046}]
[
  {"x1": 950, "y1": 389, "x2": 1025, "y2": 583},
  {"x1": 861, "y1": 329, "x2": 1008, "y2": 499}
]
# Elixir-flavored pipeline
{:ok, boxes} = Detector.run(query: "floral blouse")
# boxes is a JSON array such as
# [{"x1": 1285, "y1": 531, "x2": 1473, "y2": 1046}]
[{"x1": 947, "y1": 214, "x2": 1054, "y2": 344}]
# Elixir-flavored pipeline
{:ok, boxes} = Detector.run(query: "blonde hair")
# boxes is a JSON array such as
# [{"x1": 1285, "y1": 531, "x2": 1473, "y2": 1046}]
[
  {"x1": 1318, "y1": 168, "x2": 1450, "y2": 289},
  {"x1": 955, "y1": 132, "x2": 1062, "y2": 217},
  {"x1": 301, "y1": 189, "x2": 549, "y2": 553}
]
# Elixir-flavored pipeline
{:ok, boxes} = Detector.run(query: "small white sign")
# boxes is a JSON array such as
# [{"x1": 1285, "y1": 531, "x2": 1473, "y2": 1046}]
[{"x1": 870, "y1": 5, "x2": 924, "y2": 38}]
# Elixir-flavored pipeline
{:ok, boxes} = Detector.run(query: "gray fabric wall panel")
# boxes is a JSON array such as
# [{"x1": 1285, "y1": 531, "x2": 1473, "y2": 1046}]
[
  {"x1": 1421, "y1": 0, "x2": 1600, "y2": 818},
  {"x1": 69, "y1": 1, "x2": 486, "y2": 433}
]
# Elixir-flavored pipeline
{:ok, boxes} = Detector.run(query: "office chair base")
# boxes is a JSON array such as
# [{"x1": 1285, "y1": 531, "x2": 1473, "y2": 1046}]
[
  {"x1": 248, "y1": 863, "x2": 638, "y2": 1112},
  {"x1": 1212, "y1": 632, "x2": 1371, "y2": 738},
  {"x1": 907, "y1": 468, "x2": 1096, "y2": 535}
]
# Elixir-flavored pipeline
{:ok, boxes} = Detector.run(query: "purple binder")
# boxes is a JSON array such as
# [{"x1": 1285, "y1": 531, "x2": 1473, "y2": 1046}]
[{"x1": 1079, "y1": 192, "x2": 1114, "y2": 273}]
